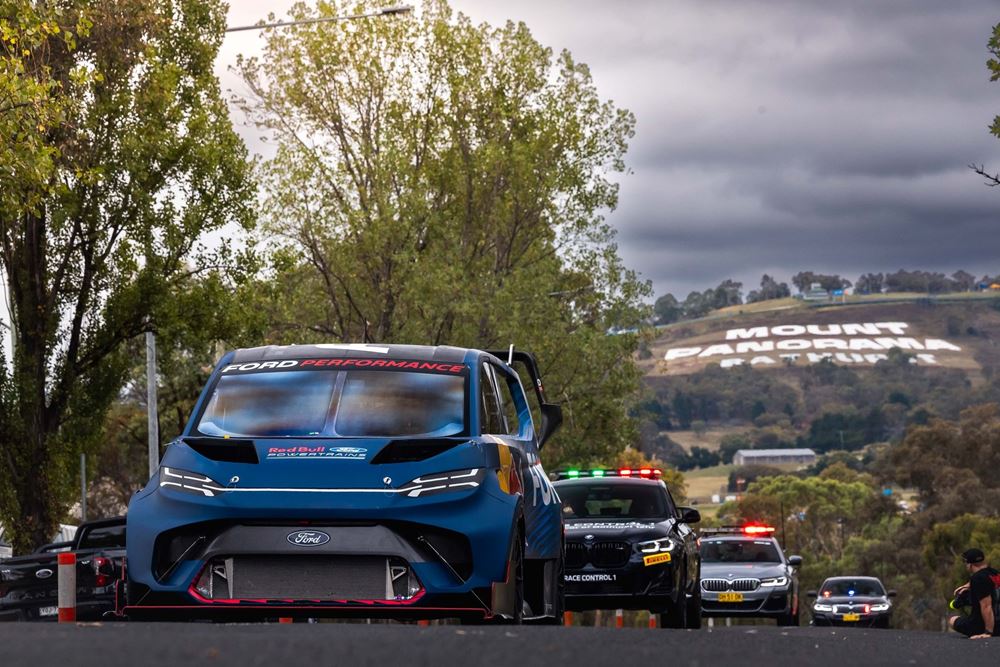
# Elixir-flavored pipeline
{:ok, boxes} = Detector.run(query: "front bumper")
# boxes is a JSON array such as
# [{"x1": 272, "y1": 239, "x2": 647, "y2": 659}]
[
  {"x1": 700, "y1": 587, "x2": 793, "y2": 618},
  {"x1": 563, "y1": 548, "x2": 678, "y2": 612},
  {"x1": 125, "y1": 473, "x2": 520, "y2": 621},
  {"x1": 811, "y1": 611, "x2": 891, "y2": 627}
]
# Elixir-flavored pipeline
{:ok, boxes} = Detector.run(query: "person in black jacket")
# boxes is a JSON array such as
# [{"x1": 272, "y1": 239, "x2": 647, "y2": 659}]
[{"x1": 949, "y1": 548, "x2": 999, "y2": 639}]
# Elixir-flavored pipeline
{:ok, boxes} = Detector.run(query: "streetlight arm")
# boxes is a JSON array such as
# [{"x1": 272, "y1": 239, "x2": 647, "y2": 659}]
[{"x1": 225, "y1": 5, "x2": 413, "y2": 33}]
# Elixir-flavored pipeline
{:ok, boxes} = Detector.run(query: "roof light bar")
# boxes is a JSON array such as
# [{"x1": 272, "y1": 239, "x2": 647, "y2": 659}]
[
  {"x1": 699, "y1": 525, "x2": 777, "y2": 536},
  {"x1": 555, "y1": 468, "x2": 662, "y2": 480}
]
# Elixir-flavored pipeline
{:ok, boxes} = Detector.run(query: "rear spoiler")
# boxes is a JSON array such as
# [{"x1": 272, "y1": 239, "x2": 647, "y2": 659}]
[{"x1": 485, "y1": 349, "x2": 563, "y2": 448}]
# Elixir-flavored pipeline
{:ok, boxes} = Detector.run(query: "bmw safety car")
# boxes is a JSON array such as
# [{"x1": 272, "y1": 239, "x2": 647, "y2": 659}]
[
  {"x1": 552, "y1": 468, "x2": 702, "y2": 628},
  {"x1": 699, "y1": 526, "x2": 802, "y2": 625},
  {"x1": 123, "y1": 344, "x2": 564, "y2": 623}
]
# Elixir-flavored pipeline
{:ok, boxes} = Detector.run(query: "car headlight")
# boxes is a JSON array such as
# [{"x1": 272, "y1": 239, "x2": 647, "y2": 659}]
[
  {"x1": 638, "y1": 537, "x2": 677, "y2": 554},
  {"x1": 759, "y1": 576, "x2": 789, "y2": 587},
  {"x1": 159, "y1": 467, "x2": 225, "y2": 497},
  {"x1": 870, "y1": 602, "x2": 890, "y2": 612},
  {"x1": 813, "y1": 603, "x2": 833, "y2": 612},
  {"x1": 398, "y1": 468, "x2": 485, "y2": 498}
]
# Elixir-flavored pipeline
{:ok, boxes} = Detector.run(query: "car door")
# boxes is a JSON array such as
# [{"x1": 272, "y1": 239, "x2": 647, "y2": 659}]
[{"x1": 483, "y1": 360, "x2": 561, "y2": 560}]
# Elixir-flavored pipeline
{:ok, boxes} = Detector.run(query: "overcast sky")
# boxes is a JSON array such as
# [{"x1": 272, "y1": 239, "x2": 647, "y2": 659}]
[{"x1": 218, "y1": 0, "x2": 1000, "y2": 299}]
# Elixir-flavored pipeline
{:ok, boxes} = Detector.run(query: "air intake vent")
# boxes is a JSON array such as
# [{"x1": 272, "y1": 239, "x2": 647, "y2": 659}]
[
  {"x1": 183, "y1": 437, "x2": 259, "y2": 464},
  {"x1": 370, "y1": 438, "x2": 465, "y2": 464}
]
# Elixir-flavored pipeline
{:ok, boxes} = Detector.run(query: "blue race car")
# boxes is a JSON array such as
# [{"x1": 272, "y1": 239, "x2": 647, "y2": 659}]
[{"x1": 122, "y1": 344, "x2": 564, "y2": 623}]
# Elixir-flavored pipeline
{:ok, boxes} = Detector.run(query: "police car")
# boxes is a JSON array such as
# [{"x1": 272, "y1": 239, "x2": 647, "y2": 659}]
[
  {"x1": 552, "y1": 468, "x2": 702, "y2": 628},
  {"x1": 699, "y1": 526, "x2": 802, "y2": 625}
]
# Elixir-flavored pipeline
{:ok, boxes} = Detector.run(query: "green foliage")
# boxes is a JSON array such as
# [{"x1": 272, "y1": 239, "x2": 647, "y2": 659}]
[
  {"x1": 237, "y1": 0, "x2": 649, "y2": 468},
  {"x1": 0, "y1": 0, "x2": 253, "y2": 551},
  {"x1": 989, "y1": 23, "x2": 1000, "y2": 137}
]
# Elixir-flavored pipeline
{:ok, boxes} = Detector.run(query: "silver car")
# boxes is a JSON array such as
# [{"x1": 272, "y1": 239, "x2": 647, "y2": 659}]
[{"x1": 698, "y1": 527, "x2": 802, "y2": 625}]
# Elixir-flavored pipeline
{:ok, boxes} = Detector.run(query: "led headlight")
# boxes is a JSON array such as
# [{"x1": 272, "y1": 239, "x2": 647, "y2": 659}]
[
  {"x1": 813, "y1": 603, "x2": 833, "y2": 612},
  {"x1": 759, "y1": 575, "x2": 789, "y2": 587},
  {"x1": 159, "y1": 467, "x2": 225, "y2": 497},
  {"x1": 638, "y1": 537, "x2": 677, "y2": 554},
  {"x1": 398, "y1": 468, "x2": 485, "y2": 498},
  {"x1": 870, "y1": 602, "x2": 890, "y2": 612}
]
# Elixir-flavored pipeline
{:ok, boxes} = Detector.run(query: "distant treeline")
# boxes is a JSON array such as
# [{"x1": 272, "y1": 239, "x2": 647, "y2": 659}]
[{"x1": 654, "y1": 269, "x2": 1000, "y2": 325}]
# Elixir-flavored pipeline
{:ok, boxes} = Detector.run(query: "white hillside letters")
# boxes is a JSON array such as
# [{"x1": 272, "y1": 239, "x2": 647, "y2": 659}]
[{"x1": 664, "y1": 322, "x2": 961, "y2": 368}]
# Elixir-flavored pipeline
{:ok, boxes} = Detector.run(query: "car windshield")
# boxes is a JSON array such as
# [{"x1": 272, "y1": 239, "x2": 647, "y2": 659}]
[
  {"x1": 559, "y1": 483, "x2": 671, "y2": 519},
  {"x1": 820, "y1": 579, "x2": 885, "y2": 597},
  {"x1": 77, "y1": 524, "x2": 126, "y2": 550},
  {"x1": 700, "y1": 539, "x2": 782, "y2": 563},
  {"x1": 196, "y1": 369, "x2": 466, "y2": 438}
]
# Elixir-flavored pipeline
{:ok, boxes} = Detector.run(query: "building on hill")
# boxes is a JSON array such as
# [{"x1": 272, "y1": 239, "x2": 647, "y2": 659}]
[
  {"x1": 733, "y1": 448, "x2": 817, "y2": 466},
  {"x1": 0, "y1": 526, "x2": 10, "y2": 560}
]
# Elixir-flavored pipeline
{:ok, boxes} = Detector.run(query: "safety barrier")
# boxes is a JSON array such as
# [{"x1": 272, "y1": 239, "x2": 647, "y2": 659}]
[{"x1": 57, "y1": 553, "x2": 76, "y2": 623}]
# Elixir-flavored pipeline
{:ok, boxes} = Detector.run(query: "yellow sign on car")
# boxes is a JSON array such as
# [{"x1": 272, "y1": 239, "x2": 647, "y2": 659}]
[
  {"x1": 718, "y1": 592, "x2": 744, "y2": 602},
  {"x1": 642, "y1": 553, "x2": 672, "y2": 567},
  {"x1": 842, "y1": 613, "x2": 860, "y2": 622}
]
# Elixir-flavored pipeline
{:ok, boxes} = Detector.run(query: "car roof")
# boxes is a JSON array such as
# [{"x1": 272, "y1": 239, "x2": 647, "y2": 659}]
[
  {"x1": 230, "y1": 343, "x2": 477, "y2": 364},
  {"x1": 822, "y1": 576, "x2": 883, "y2": 583}
]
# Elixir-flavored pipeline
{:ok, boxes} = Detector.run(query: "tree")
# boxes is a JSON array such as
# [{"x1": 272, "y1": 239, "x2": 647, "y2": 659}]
[
  {"x1": 237, "y1": 1, "x2": 649, "y2": 467},
  {"x1": 791, "y1": 272, "x2": 850, "y2": 293},
  {"x1": 970, "y1": 23, "x2": 1000, "y2": 186},
  {"x1": 951, "y1": 270, "x2": 976, "y2": 292},
  {"x1": 746, "y1": 274, "x2": 790, "y2": 303},
  {"x1": 0, "y1": 1, "x2": 253, "y2": 552},
  {"x1": 854, "y1": 272, "x2": 884, "y2": 295},
  {"x1": 653, "y1": 293, "x2": 682, "y2": 325}
]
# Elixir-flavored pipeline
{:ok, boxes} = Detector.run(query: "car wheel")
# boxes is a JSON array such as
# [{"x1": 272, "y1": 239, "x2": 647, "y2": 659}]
[
  {"x1": 685, "y1": 579, "x2": 702, "y2": 629},
  {"x1": 660, "y1": 565, "x2": 688, "y2": 629},
  {"x1": 777, "y1": 610, "x2": 799, "y2": 626},
  {"x1": 531, "y1": 551, "x2": 565, "y2": 625},
  {"x1": 503, "y1": 534, "x2": 525, "y2": 625}
]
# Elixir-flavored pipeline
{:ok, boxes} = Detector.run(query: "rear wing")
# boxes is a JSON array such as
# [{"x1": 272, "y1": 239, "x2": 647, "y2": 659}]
[{"x1": 485, "y1": 349, "x2": 563, "y2": 448}]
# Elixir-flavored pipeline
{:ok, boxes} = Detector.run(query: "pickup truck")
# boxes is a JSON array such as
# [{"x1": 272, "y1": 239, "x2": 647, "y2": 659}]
[{"x1": 0, "y1": 516, "x2": 125, "y2": 621}]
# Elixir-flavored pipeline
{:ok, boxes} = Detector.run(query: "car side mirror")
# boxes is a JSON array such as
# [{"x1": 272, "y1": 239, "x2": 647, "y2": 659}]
[
  {"x1": 888, "y1": 590, "x2": 897, "y2": 597},
  {"x1": 679, "y1": 507, "x2": 701, "y2": 524},
  {"x1": 538, "y1": 403, "x2": 562, "y2": 449},
  {"x1": 787, "y1": 555, "x2": 802, "y2": 567},
  {"x1": 807, "y1": 590, "x2": 817, "y2": 598}
]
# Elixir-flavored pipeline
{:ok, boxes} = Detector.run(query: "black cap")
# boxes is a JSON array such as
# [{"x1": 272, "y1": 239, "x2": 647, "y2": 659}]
[{"x1": 961, "y1": 548, "x2": 985, "y2": 564}]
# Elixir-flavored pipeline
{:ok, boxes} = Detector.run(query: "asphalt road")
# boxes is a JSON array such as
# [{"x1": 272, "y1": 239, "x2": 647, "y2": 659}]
[{"x1": 1, "y1": 623, "x2": 996, "y2": 667}]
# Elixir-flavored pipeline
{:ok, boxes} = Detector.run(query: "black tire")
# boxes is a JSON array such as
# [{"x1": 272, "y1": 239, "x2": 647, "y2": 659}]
[
  {"x1": 660, "y1": 564, "x2": 689, "y2": 629},
  {"x1": 777, "y1": 611, "x2": 799, "y2": 626},
  {"x1": 503, "y1": 534, "x2": 525, "y2": 625},
  {"x1": 685, "y1": 582, "x2": 703, "y2": 629},
  {"x1": 531, "y1": 553, "x2": 565, "y2": 625}
]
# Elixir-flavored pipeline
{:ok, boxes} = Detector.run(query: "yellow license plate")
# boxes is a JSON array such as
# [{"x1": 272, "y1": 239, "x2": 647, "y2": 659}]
[
  {"x1": 643, "y1": 553, "x2": 672, "y2": 567},
  {"x1": 718, "y1": 592, "x2": 744, "y2": 602},
  {"x1": 842, "y1": 613, "x2": 860, "y2": 622}
]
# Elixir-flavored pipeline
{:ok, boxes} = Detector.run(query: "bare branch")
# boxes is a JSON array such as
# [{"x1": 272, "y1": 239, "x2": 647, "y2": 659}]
[{"x1": 969, "y1": 163, "x2": 1000, "y2": 187}]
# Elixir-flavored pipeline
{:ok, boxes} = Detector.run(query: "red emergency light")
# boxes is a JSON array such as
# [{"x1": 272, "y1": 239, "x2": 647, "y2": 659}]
[{"x1": 742, "y1": 525, "x2": 776, "y2": 535}]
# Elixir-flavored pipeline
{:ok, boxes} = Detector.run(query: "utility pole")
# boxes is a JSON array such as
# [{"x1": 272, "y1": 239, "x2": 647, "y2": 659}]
[
  {"x1": 146, "y1": 330, "x2": 159, "y2": 479},
  {"x1": 80, "y1": 453, "x2": 87, "y2": 522}
]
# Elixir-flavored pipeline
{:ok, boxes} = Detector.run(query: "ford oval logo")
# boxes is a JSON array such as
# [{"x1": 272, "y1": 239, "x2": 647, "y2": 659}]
[
  {"x1": 35, "y1": 568, "x2": 53, "y2": 579},
  {"x1": 287, "y1": 530, "x2": 330, "y2": 547}
]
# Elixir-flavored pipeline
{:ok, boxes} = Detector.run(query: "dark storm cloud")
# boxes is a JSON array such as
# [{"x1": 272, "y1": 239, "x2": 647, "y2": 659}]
[{"x1": 222, "y1": 1, "x2": 1000, "y2": 298}]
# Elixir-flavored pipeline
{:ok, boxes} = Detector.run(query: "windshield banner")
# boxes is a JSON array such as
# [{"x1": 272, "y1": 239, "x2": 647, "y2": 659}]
[{"x1": 220, "y1": 358, "x2": 467, "y2": 375}]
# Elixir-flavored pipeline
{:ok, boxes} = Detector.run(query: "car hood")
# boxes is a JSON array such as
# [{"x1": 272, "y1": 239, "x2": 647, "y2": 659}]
[
  {"x1": 564, "y1": 518, "x2": 672, "y2": 540},
  {"x1": 700, "y1": 562, "x2": 788, "y2": 580}
]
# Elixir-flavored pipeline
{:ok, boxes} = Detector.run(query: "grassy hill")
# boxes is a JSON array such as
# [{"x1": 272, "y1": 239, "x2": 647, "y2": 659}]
[
  {"x1": 637, "y1": 294, "x2": 1000, "y2": 504},
  {"x1": 641, "y1": 293, "x2": 1000, "y2": 380}
]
